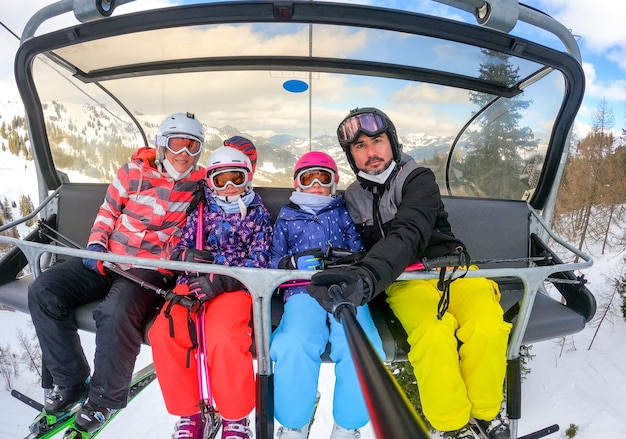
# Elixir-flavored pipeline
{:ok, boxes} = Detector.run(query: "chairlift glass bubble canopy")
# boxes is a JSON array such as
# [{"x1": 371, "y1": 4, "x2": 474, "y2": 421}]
[{"x1": 16, "y1": 0, "x2": 583, "y2": 211}]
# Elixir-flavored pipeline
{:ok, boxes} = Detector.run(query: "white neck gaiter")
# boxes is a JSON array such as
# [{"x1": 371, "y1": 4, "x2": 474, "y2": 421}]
[
  {"x1": 357, "y1": 160, "x2": 397, "y2": 185},
  {"x1": 162, "y1": 158, "x2": 192, "y2": 181}
]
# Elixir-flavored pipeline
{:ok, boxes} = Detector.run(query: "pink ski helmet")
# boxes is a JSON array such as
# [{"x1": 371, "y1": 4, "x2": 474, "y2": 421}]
[{"x1": 293, "y1": 151, "x2": 339, "y2": 195}]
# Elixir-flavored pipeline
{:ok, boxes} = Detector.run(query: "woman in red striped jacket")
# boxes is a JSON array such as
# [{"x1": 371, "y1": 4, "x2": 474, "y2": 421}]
[{"x1": 28, "y1": 112, "x2": 207, "y2": 435}]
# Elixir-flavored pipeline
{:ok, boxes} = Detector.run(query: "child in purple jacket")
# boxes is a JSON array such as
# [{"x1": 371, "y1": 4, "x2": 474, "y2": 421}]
[{"x1": 150, "y1": 144, "x2": 271, "y2": 439}]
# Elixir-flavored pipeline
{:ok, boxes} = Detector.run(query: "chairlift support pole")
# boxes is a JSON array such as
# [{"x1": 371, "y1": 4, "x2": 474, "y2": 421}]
[{"x1": 432, "y1": 0, "x2": 581, "y2": 62}]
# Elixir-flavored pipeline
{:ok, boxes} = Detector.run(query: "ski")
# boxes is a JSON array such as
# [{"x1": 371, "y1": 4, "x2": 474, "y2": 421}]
[
  {"x1": 12, "y1": 388, "x2": 87, "y2": 439},
  {"x1": 11, "y1": 389, "x2": 45, "y2": 412},
  {"x1": 518, "y1": 424, "x2": 559, "y2": 439},
  {"x1": 470, "y1": 422, "x2": 485, "y2": 438},
  {"x1": 17, "y1": 363, "x2": 157, "y2": 439},
  {"x1": 470, "y1": 418, "x2": 487, "y2": 438},
  {"x1": 306, "y1": 391, "x2": 321, "y2": 439},
  {"x1": 201, "y1": 403, "x2": 221, "y2": 439},
  {"x1": 25, "y1": 403, "x2": 84, "y2": 439},
  {"x1": 470, "y1": 420, "x2": 559, "y2": 439}
]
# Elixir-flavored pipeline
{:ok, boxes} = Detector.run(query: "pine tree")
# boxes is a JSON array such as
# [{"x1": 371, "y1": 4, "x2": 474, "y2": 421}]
[
  {"x1": 2, "y1": 197, "x2": 13, "y2": 222},
  {"x1": 19, "y1": 194, "x2": 36, "y2": 227},
  {"x1": 8, "y1": 131, "x2": 20, "y2": 155},
  {"x1": 460, "y1": 49, "x2": 537, "y2": 199}
]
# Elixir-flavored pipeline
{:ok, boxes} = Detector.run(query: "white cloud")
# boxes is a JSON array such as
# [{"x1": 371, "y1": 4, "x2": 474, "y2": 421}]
[
  {"x1": 524, "y1": 0, "x2": 626, "y2": 125},
  {"x1": 606, "y1": 45, "x2": 626, "y2": 72},
  {"x1": 582, "y1": 60, "x2": 626, "y2": 102},
  {"x1": 540, "y1": 0, "x2": 626, "y2": 55}
]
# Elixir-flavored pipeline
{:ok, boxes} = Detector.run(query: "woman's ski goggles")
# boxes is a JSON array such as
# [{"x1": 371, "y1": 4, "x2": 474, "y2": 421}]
[
  {"x1": 337, "y1": 112, "x2": 387, "y2": 146},
  {"x1": 296, "y1": 167, "x2": 335, "y2": 189},
  {"x1": 155, "y1": 134, "x2": 203, "y2": 156},
  {"x1": 209, "y1": 168, "x2": 249, "y2": 189}
]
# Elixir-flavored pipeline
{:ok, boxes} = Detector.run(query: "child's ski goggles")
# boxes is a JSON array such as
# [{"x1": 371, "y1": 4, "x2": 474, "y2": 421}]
[
  {"x1": 295, "y1": 167, "x2": 335, "y2": 189},
  {"x1": 209, "y1": 168, "x2": 249, "y2": 189},
  {"x1": 155, "y1": 134, "x2": 203, "y2": 156},
  {"x1": 337, "y1": 112, "x2": 387, "y2": 146}
]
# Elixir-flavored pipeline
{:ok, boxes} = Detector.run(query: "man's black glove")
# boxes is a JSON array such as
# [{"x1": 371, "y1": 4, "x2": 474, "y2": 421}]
[
  {"x1": 171, "y1": 248, "x2": 214, "y2": 264},
  {"x1": 187, "y1": 274, "x2": 244, "y2": 302},
  {"x1": 306, "y1": 265, "x2": 376, "y2": 313},
  {"x1": 277, "y1": 248, "x2": 324, "y2": 270}
]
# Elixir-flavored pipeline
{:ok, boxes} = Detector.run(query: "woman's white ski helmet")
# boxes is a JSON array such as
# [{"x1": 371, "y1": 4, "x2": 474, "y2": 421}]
[{"x1": 155, "y1": 112, "x2": 205, "y2": 166}]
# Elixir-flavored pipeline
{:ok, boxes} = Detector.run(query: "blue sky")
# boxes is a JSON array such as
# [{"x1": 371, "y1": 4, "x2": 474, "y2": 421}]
[
  {"x1": 1, "y1": 0, "x2": 625, "y2": 135},
  {"x1": 524, "y1": 0, "x2": 626, "y2": 133}
]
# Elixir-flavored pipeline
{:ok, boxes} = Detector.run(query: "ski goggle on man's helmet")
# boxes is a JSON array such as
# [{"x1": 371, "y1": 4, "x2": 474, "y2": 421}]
[{"x1": 337, "y1": 111, "x2": 388, "y2": 147}]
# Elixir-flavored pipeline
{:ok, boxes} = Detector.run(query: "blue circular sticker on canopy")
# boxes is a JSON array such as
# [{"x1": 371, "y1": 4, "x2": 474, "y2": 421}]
[{"x1": 283, "y1": 80, "x2": 309, "y2": 93}]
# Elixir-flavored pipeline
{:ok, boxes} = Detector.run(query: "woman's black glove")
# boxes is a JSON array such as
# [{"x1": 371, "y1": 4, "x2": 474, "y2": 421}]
[{"x1": 306, "y1": 265, "x2": 376, "y2": 313}]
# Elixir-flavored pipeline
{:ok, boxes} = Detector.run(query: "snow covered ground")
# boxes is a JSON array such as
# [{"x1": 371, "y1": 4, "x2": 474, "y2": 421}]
[{"x1": 1, "y1": 148, "x2": 626, "y2": 438}]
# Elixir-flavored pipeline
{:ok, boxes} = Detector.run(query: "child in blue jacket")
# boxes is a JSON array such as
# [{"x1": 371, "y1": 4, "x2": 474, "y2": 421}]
[{"x1": 270, "y1": 151, "x2": 384, "y2": 439}]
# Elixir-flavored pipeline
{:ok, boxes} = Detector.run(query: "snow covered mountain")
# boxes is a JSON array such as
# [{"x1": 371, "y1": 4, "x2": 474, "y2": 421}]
[{"x1": 0, "y1": 99, "x2": 454, "y2": 190}]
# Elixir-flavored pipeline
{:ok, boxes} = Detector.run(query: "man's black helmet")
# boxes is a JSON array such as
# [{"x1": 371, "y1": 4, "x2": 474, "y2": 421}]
[{"x1": 336, "y1": 107, "x2": 402, "y2": 174}]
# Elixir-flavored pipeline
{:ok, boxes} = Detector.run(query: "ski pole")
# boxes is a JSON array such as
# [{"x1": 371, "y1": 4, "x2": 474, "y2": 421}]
[
  {"x1": 192, "y1": 199, "x2": 222, "y2": 438},
  {"x1": 99, "y1": 261, "x2": 200, "y2": 310},
  {"x1": 195, "y1": 305, "x2": 221, "y2": 438},
  {"x1": 328, "y1": 284, "x2": 430, "y2": 439},
  {"x1": 196, "y1": 306, "x2": 211, "y2": 405},
  {"x1": 36, "y1": 221, "x2": 201, "y2": 311}
]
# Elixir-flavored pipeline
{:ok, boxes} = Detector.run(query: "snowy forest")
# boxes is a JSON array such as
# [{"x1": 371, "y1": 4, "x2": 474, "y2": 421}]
[{"x1": 554, "y1": 100, "x2": 626, "y2": 259}]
